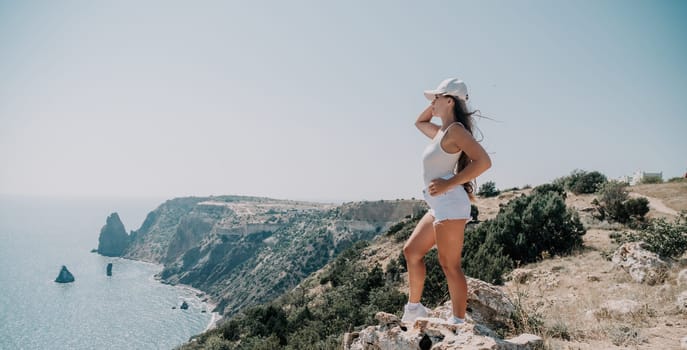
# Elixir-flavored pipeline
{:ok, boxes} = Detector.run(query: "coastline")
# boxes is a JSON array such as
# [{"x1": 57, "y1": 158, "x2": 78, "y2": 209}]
[
  {"x1": 173, "y1": 283, "x2": 223, "y2": 332},
  {"x1": 111, "y1": 256, "x2": 223, "y2": 332}
]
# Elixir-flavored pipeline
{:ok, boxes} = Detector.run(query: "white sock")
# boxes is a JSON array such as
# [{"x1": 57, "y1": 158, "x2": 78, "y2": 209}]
[
  {"x1": 406, "y1": 302, "x2": 421, "y2": 310},
  {"x1": 451, "y1": 315, "x2": 465, "y2": 324}
]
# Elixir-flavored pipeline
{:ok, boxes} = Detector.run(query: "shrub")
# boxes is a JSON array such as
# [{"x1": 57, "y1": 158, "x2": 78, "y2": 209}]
[
  {"x1": 483, "y1": 190, "x2": 585, "y2": 264},
  {"x1": 624, "y1": 197, "x2": 650, "y2": 223},
  {"x1": 462, "y1": 230, "x2": 512, "y2": 285},
  {"x1": 555, "y1": 169, "x2": 607, "y2": 194},
  {"x1": 203, "y1": 335, "x2": 232, "y2": 350},
  {"x1": 417, "y1": 189, "x2": 585, "y2": 288},
  {"x1": 668, "y1": 177, "x2": 686, "y2": 183},
  {"x1": 387, "y1": 216, "x2": 421, "y2": 243},
  {"x1": 626, "y1": 214, "x2": 687, "y2": 258},
  {"x1": 532, "y1": 183, "x2": 566, "y2": 199},
  {"x1": 478, "y1": 181, "x2": 500, "y2": 197},
  {"x1": 592, "y1": 181, "x2": 650, "y2": 224},
  {"x1": 470, "y1": 204, "x2": 479, "y2": 222}
]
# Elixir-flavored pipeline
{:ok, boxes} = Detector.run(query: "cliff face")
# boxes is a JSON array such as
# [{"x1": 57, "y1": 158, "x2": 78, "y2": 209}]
[
  {"x1": 97, "y1": 213, "x2": 130, "y2": 257},
  {"x1": 161, "y1": 199, "x2": 427, "y2": 316},
  {"x1": 124, "y1": 197, "x2": 208, "y2": 263},
  {"x1": 109, "y1": 195, "x2": 426, "y2": 316}
]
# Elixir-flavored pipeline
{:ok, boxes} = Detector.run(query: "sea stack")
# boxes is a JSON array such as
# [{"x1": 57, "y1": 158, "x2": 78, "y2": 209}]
[
  {"x1": 97, "y1": 213, "x2": 130, "y2": 257},
  {"x1": 55, "y1": 265, "x2": 75, "y2": 283},
  {"x1": 106, "y1": 263, "x2": 113, "y2": 276}
]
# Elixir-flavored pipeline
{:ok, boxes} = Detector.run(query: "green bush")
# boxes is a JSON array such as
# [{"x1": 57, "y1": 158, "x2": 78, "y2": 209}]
[
  {"x1": 478, "y1": 181, "x2": 500, "y2": 197},
  {"x1": 462, "y1": 230, "x2": 512, "y2": 285},
  {"x1": 624, "y1": 197, "x2": 650, "y2": 223},
  {"x1": 532, "y1": 183, "x2": 566, "y2": 199},
  {"x1": 387, "y1": 215, "x2": 422, "y2": 243},
  {"x1": 470, "y1": 204, "x2": 479, "y2": 222},
  {"x1": 554, "y1": 169, "x2": 607, "y2": 194},
  {"x1": 485, "y1": 191, "x2": 585, "y2": 264},
  {"x1": 626, "y1": 215, "x2": 687, "y2": 258},
  {"x1": 668, "y1": 177, "x2": 686, "y2": 183},
  {"x1": 592, "y1": 181, "x2": 650, "y2": 224}
]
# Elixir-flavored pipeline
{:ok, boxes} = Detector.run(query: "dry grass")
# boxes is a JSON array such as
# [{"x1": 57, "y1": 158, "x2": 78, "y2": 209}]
[{"x1": 630, "y1": 182, "x2": 687, "y2": 213}]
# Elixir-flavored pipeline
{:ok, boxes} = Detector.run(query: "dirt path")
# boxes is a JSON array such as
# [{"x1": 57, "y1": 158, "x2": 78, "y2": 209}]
[{"x1": 628, "y1": 192, "x2": 679, "y2": 216}]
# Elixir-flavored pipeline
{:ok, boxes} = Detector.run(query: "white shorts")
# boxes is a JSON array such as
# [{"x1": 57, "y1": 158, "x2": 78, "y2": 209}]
[{"x1": 422, "y1": 182, "x2": 472, "y2": 224}]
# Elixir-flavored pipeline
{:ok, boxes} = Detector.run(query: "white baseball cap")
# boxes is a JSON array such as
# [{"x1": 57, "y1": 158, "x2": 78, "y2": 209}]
[{"x1": 423, "y1": 78, "x2": 469, "y2": 101}]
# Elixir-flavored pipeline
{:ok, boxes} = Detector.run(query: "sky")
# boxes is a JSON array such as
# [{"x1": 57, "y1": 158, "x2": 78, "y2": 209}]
[{"x1": 1, "y1": 0, "x2": 686, "y2": 203}]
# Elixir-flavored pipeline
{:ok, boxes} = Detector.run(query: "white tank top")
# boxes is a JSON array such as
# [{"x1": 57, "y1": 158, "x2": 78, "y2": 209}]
[{"x1": 422, "y1": 123, "x2": 463, "y2": 187}]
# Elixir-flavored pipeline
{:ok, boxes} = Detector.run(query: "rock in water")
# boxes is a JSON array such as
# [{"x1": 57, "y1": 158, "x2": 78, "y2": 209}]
[
  {"x1": 55, "y1": 265, "x2": 75, "y2": 283},
  {"x1": 180, "y1": 301, "x2": 189, "y2": 310},
  {"x1": 106, "y1": 263, "x2": 113, "y2": 276},
  {"x1": 97, "y1": 213, "x2": 130, "y2": 257}
]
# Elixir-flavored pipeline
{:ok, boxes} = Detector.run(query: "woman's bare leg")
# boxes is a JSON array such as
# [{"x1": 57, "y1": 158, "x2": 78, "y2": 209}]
[
  {"x1": 433, "y1": 219, "x2": 468, "y2": 318},
  {"x1": 402, "y1": 212, "x2": 436, "y2": 303}
]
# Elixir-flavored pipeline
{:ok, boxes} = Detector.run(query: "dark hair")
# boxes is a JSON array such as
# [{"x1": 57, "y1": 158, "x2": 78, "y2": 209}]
[{"x1": 447, "y1": 96, "x2": 479, "y2": 201}]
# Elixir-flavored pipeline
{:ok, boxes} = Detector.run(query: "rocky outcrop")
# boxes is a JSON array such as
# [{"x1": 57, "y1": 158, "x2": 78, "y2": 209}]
[
  {"x1": 343, "y1": 309, "x2": 542, "y2": 350},
  {"x1": 97, "y1": 213, "x2": 130, "y2": 257},
  {"x1": 611, "y1": 242, "x2": 668, "y2": 285},
  {"x1": 106, "y1": 263, "x2": 113, "y2": 276},
  {"x1": 55, "y1": 265, "x2": 75, "y2": 283},
  {"x1": 343, "y1": 278, "x2": 535, "y2": 350},
  {"x1": 465, "y1": 277, "x2": 516, "y2": 330}
]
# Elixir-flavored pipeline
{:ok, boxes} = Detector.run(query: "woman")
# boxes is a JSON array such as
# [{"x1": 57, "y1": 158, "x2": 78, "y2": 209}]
[{"x1": 402, "y1": 78, "x2": 492, "y2": 324}]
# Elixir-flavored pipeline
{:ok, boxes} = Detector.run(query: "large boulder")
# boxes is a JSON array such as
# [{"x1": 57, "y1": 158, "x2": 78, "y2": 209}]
[
  {"x1": 465, "y1": 277, "x2": 516, "y2": 330},
  {"x1": 55, "y1": 265, "x2": 75, "y2": 283},
  {"x1": 343, "y1": 310, "x2": 542, "y2": 350},
  {"x1": 611, "y1": 242, "x2": 668, "y2": 285},
  {"x1": 97, "y1": 213, "x2": 130, "y2": 257}
]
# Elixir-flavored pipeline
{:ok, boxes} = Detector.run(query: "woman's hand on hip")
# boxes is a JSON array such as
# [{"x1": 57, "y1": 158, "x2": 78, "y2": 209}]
[{"x1": 428, "y1": 178, "x2": 453, "y2": 196}]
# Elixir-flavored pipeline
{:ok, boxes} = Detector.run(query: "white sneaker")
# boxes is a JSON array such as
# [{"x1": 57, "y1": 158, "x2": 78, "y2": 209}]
[
  {"x1": 401, "y1": 303, "x2": 430, "y2": 323},
  {"x1": 446, "y1": 315, "x2": 465, "y2": 324}
]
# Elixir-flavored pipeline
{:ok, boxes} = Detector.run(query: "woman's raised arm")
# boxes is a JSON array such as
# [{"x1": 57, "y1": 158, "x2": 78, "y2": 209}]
[{"x1": 415, "y1": 105, "x2": 440, "y2": 139}]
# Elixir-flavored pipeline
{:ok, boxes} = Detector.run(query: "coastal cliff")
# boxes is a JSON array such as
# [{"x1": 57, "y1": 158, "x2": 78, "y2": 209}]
[{"x1": 100, "y1": 195, "x2": 426, "y2": 316}]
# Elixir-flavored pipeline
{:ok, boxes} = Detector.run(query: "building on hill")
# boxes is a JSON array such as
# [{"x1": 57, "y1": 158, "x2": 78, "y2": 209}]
[{"x1": 620, "y1": 170, "x2": 663, "y2": 185}]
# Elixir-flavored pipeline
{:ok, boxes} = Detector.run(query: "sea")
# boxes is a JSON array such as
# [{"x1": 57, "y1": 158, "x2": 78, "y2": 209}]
[{"x1": 0, "y1": 195, "x2": 217, "y2": 350}]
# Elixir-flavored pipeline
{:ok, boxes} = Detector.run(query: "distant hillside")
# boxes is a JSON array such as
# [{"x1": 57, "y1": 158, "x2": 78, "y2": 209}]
[{"x1": 98, "y1": 195, "x2": 426, "y2": 316}]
